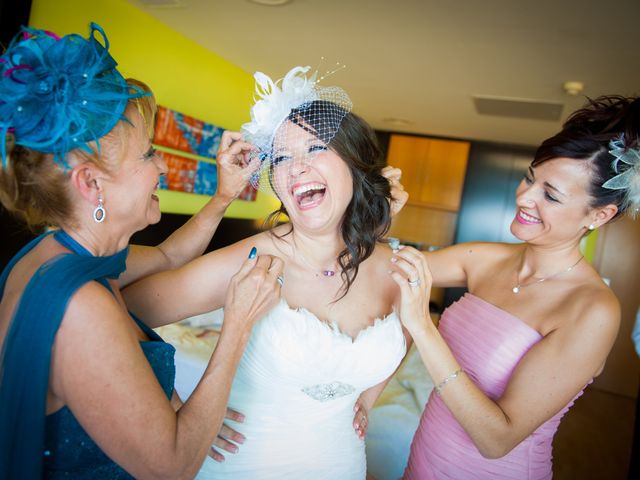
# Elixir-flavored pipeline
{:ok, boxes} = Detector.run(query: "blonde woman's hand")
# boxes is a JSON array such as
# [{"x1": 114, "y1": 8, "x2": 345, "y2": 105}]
[
  {"x1": 214, "y1": 131, "x2": 259, "y2": 203},
  {"x1": 389, "y1": 246, "x2": 433, "y2": 335},
  {"x1": 222, "y1": 251, "x2": 284, "y2": 335},
  {"x1": 382, "y1": 166, "x2": 408, "y2": 217},
  {"x1": 209, "y1": 408, "x2": 246, "y2": 462}
]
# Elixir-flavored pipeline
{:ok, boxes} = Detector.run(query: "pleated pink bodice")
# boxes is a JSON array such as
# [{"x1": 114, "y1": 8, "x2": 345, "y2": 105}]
[{"x1": 404, "y1": 293, "x2": 587, "y2": 480}]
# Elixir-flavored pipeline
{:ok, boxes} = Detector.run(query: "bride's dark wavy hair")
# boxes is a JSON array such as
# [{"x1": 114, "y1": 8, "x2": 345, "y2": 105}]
[{"x1": 265, "y1": 100, "x2": 392, "y2": 300}]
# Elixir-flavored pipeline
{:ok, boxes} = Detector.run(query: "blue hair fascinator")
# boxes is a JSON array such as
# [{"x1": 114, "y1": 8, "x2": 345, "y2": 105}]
[{"x1": 0, "y1": 22, "x2": 147, "y2": 167}]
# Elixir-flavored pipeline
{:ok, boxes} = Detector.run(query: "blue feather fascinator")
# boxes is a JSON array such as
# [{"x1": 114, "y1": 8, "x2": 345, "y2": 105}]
[{"x1": 0, "y1": 22, "x2": 147, "y2": 167}]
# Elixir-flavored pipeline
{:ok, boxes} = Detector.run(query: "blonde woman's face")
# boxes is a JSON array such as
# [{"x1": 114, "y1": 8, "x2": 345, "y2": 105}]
[{"x1": 102, "y1": 110, "x2": 167, "y2": 234}]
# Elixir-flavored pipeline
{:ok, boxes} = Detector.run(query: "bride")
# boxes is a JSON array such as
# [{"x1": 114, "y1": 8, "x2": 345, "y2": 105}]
[{"x1": 124, "y1": 66, "x2": 409, "y2": 478}]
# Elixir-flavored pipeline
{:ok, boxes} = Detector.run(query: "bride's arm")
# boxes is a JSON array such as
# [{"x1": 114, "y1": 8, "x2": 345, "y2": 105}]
[{"x1": 122, "y1": 236, "x2": 258, "y2": 328}]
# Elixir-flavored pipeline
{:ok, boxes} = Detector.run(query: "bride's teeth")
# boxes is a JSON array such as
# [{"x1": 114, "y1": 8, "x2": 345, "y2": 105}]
[{"x1": 293, "y1": 183, "x2": 325, "y2": 196}]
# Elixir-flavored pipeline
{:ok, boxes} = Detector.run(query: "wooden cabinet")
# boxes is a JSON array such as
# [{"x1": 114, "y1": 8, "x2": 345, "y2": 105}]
[{"x1": 386, "y1": 134, "x2": 470, "y2": 211}]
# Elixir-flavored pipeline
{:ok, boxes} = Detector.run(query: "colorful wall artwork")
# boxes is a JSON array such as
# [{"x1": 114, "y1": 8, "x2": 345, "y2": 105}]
[
  {"x1": 155, "y1": 105, "x2": 224, "y2": 158},
  {"x1": 154, "y1": 106, "x2": 257, "y2": 201},
  {"x1": 157, "y1": 151, "x2": 212, "y2": 195}
]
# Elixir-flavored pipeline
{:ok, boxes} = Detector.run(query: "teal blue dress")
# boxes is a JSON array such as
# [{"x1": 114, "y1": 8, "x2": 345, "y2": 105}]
[{"x1": 0, "y1": 231, "x2": 176, "y2": 479}]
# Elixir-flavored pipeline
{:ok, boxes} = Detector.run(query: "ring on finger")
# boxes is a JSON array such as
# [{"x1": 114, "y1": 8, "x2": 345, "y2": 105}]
[{"x1": 408, "y1": 278, "x2": 421, "y2": 288}]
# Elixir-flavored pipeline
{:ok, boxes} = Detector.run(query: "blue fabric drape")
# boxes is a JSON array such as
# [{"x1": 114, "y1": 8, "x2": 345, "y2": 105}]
[{"x1": 0, "y1": 230, "x2": 127, "y2": 479}]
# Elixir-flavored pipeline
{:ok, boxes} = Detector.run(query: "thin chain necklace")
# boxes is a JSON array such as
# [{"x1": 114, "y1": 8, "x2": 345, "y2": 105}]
[
  {"x1": 512, "y1": 255, "x2": 584, "y2": 294},
  {"x1": 294, "y1": 244, "x2": 338, "y2": 278}
]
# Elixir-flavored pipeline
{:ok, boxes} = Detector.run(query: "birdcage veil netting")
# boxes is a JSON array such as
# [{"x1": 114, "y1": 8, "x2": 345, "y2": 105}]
[{"x1": 241, "y1": 66, "x2": 352, "y2": 197}]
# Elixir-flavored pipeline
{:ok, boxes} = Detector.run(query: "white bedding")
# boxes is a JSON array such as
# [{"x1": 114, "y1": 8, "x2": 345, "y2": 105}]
[{"x1": 156, "y1": 311, "x2": 433, "y2": 480}]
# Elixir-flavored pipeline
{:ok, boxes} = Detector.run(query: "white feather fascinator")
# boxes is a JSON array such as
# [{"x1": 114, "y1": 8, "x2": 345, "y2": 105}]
[
  {"x1": 241, "y1": 65, "x2": 352, "y2": 193},
  {"x1": 242, "y1": 66, "x2": 317, "y2": 151}
]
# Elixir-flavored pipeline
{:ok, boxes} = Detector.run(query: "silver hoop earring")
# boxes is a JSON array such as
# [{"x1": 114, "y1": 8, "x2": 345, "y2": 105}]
[
  {"x1": 93, "y1": 195, "x2": 106, "y2": 223},
  {"x1": 588, "y1": 223, "x2": 595, "y2": 231}
]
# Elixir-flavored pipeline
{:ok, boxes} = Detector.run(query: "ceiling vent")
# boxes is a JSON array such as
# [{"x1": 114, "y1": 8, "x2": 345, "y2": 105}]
[{"x1": 472, "y1": 95, "x2": 563, "y2": 121}]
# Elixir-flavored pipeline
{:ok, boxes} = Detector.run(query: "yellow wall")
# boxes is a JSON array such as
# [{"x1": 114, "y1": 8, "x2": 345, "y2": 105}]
[
  {"x1": 29, "y1": 0, "x2": 280, "y2": 219},
  {"x1": 581, "y1": 229, "x2": 598, "y2": 264}
]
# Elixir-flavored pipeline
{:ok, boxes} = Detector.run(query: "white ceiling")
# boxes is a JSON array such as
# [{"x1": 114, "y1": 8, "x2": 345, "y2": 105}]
[{"x1": 130, "y1": 0, "x2": 640, "y2": 146}]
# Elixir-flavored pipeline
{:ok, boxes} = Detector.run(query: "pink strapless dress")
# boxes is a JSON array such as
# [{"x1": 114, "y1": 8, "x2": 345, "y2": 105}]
[{"x1": 404, "y1": 293, "x2": 588, "y2": 480}]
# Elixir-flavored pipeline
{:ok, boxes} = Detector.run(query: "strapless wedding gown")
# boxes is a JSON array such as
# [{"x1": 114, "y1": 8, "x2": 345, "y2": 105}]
[{"x1": 197, "y1": 299, "x2": 406, "y2": 479}]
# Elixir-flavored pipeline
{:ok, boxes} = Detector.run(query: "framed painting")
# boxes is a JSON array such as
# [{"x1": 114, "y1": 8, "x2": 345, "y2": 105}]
[{"x1": 154, "y1": 106, "x2": 257, "y2": 201}]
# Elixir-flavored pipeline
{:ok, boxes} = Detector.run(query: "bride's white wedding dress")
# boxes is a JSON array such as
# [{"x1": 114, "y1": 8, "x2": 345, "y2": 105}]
[{"x1": 196, "y1": 299, "x2": 406, "y2": 479}]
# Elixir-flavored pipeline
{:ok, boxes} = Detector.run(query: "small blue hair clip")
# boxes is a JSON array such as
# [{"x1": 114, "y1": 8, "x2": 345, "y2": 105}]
[
  {"x1": 0, "y1": 22, "x2": 148, "y2": 168},
  {"x1": 602, "y1": 135, "x2": 640, "y2": 190}
]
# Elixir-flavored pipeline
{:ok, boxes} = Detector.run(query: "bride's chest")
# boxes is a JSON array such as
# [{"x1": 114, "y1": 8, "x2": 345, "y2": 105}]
[
  {"x1": 241, "y1": 302, "x2": 406, "y2": 387},
  {"x1": 281, "y1": 278, "x2": 396, "y2": 340}
]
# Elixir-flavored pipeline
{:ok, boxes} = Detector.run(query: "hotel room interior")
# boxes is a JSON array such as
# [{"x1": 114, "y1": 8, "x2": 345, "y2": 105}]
[{"x1": 1, "y1": 0, "x2": 638, "y2": 478}]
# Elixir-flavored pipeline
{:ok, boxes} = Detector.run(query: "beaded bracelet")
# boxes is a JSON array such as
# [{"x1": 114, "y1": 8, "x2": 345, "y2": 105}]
[{"x1": 435, "y1": 368, "x2": 463, "y2": 396}]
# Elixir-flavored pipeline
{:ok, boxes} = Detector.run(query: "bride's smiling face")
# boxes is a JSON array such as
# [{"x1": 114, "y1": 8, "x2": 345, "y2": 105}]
[{"x1": 270, "y1": 120, "x2": 353, "y2": 233}]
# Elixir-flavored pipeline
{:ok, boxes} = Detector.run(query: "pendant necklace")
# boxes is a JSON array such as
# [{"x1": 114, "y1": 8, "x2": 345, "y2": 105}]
[
  {"x1": 512, "y1": 255, "x2": 584, "y2": 294},
  {"x1": 295, "y1": 246, "x2": 337, "y2": 278}
]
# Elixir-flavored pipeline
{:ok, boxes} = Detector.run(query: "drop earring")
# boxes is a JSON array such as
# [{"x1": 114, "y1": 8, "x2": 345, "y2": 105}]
[{"x1": 93, "y1": 194, "x2": 106, "y2": 223}]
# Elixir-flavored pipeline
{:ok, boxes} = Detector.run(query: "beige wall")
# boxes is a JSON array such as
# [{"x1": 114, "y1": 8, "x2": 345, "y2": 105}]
[{"x1": 592, "y1": 216, "x2": 640, "y2": 398}]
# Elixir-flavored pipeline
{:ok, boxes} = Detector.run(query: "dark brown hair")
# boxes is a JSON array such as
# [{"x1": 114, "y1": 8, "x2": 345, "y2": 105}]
[{"x1": 532, "y1": 95, "x2": 640, "y2": 219}]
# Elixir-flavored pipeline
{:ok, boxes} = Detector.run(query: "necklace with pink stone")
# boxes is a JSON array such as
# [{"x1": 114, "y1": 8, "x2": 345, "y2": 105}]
[{"x1": 295, "y1": 246, "x2": 338, "y2": 278}]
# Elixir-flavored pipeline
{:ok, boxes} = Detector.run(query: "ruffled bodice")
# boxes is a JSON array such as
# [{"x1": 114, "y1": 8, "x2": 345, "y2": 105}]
[
  {"x1": 404, "y1": 293, "x2": 588, "y2": 480},
  {"x1": 197, "y1": 299, "x2": 406, "y2": 480}
]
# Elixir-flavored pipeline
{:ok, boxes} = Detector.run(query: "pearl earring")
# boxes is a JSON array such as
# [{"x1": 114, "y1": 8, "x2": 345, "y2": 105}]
[{"x1": 588, "y1": 223, "x2": 595, "y2": 231}]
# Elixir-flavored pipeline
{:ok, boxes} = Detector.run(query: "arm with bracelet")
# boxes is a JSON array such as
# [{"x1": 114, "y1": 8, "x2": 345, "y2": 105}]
[{"x1": 387, "y1": 96, "x2": 636, "y2": 479}]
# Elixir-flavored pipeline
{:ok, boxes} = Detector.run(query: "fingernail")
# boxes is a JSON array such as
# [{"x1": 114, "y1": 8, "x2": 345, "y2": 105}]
[
  {"x1": 248, "y1": 247, "x2": 257, "y2": 259},
  {"x1": 390, "y1": 257, "x2": 397, "y2": 263}
]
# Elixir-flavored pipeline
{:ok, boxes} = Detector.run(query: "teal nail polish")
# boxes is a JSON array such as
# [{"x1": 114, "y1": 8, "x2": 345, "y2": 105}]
[{"x1": 248, "y1": 247, "x2": 257, "y2": 259}]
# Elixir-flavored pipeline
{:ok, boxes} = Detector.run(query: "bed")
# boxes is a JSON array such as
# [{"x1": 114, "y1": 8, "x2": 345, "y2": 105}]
[{"x1": 156, "y1": 310, "x2": 434, "y2": 479}]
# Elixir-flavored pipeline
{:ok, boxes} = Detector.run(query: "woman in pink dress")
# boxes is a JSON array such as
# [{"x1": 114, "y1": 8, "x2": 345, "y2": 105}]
[{"x1": 389, "y1": 95, "x2": 640, "y2": 479}]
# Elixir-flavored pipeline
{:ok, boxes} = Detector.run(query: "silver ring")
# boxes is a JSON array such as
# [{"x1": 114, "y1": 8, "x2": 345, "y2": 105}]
[
  {"x1": 276, "y1": 275, "x2": 284, "y2": 286},
  {"x1": 408, "y1": 278, "x2": 420, "y2": 288}
]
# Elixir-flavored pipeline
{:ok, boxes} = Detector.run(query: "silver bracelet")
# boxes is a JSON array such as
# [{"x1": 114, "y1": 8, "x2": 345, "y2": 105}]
[{"x1": 435, "y1": 368, "x2": 463, "y2": 396}]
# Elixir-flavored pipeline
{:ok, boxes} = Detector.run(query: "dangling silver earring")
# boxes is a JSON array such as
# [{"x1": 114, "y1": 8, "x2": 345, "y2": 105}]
[
  {"x1": 93, "y1": 194, "x2": 106, "y2": 223},
  {"x1": 588, "y1": 223, "x2": 595, "y2": 231}
]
